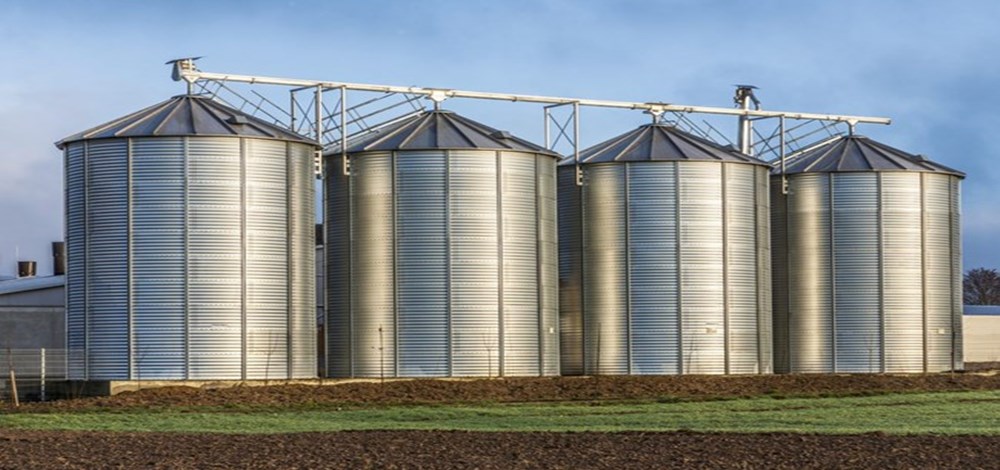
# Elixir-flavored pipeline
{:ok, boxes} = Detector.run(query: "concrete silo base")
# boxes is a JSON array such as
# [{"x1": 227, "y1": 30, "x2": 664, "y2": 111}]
[
  {"x1": 49, "y1": 379, "x2": 344, "y2": 398},
  {"x1": 48, "y1": 376, "x2": 488, "y2": 398}
]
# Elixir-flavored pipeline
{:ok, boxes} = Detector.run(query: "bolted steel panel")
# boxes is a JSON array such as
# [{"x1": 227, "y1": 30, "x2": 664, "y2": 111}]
[
  {"x1": 449, "y1": 152, "x2": 500, "y2": 377},
  {"x1": 288, "y1": 143, "x2": 317, "y2": 379},
  {"x1": 85, "y1": 139, "x2": 130, "y2": 379},
  {"x1": 787, "y1": 174, "x2": 834, "y2": 373},
  {"x1": 678, "y1": 163, "x2": 725, "y2": 374},
  {"x1": 627, "y1": 163, "x2": 679, "y2": 374},
  {"x1": 923, "y1": 173, "x2": 953, "y2": 371},
  {"x1": 244, "y1": 139, "x2": 289, "y2": 380},
  {"x1": 131, "y1": 138, "x2": 186, "y2": 379},
  {"x1": 501, "y1": 153, "x2": 539, "y2": 376},
  {"x1": 325, "y1": 155, "x2": 352, "y2": 377},
  {"x1": 881, "y1": 173, "x2": 924, "y2": 373},
  {"x1": 396, "y1": 152, "x2": 449, "y2": 377},
  {"x1": 187, "y1": 138, "x2": 244, "y2": 380},
  {"x1": 726, "y1": 163, "x2": 765, "y2": 374},
  {"x1": 557, "y1": 166, "x2": 583, "y2": 375},
  {"x1": 770, "y1": 179, "x2": 789, "y2": 373},
  {"x1": 582, "y1": 165, "x2": 628, "y2": 375},
  {"x1": 756, "y1": 166, "x2": 773, "y2": 373},
  {"x1": 950, "y1": 178, "x2": 963, "y2": 370},
  {"x1": 537, "y1": 156, "x2": 560, "y2": 376},
  {"x1": 349, "y1": 152, "x2": 397, "y2": 378},
  {"x1": 65, "y1": 143, "x2": 87, "y2": 379}
]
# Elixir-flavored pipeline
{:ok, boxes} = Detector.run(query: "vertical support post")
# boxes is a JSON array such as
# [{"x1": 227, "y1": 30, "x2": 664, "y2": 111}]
[
  {"x1": 314, "y1": 86, "x2": 324, "y2": 177},
  {"x1": 6, "y1": 348, "x2": 17, "y2": 407},
  {"x1": 573, "y1": 102, "x2": 582, "y2": 187},
  {"x1": 290, "y1": 91, "x2": 297, "y2": 135},
  {"x1": 780, "y1": 116, "x2": 788, "y2": 195},
  {"x1": 314, "y1": 86, "x2": 323, "y2": 144},
  {"x1": 543, "y1": 108, "x2": 551, "y2": 150},
  {"x1": 40, "y1": 348, "x2": 46, "y2": 402},
  {"x1": 341, "y1": 86, "x2": 350, "y2": 176}
]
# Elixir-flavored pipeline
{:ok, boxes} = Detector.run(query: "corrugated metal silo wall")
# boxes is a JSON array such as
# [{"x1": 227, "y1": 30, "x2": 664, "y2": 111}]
[
  {"x1": 771, "y1": 172, "x2": 962, "y2": 373},
  {"x1": 64, "y1": 137, "x2": 316, "y2": 381},
  {"x1": 566, "y1": 161, "x2": 771, "y2": 375},
  {"x1": 325, "y1": 150, "x2": 559, "y2": 377},
  {"x1": 557, "y1": 166, "x2": 584, "y2": 375}
]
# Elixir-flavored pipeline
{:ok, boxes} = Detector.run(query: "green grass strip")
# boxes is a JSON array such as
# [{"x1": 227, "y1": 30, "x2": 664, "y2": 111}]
[{"x1": 1, "y1": 391, "x2": 998, "y2": 435}]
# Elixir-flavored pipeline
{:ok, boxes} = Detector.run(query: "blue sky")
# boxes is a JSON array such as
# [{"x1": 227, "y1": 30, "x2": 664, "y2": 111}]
[{"x1": 0, "y1": 0, "x2": 997, "y2": 276}]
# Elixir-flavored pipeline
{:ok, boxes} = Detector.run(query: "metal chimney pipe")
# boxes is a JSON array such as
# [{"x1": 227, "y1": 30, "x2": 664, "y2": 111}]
[
  {"x1": 734, "y1": 85, "x2": 760, "y2": 156},
  {"x1": 52, "y1": 242, "x2": 66, "y2": 276},
  {"x1": 17, "y1": 261, "x2": 36, "y2": 278}
]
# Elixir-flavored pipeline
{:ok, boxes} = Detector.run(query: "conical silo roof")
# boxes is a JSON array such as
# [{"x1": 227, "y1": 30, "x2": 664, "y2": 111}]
[
  {"x1": 561, "y1": 123, "x2": 767, "y2": 166},
  {"x1": 337, "y1": 110, "x2": 558, "y2": 156},
  {"x1": 56, "y1": 95, "x2": 316, "y2": 149},
  {"x1": 777, "y1": 135, "x2": 963, "y2": 177}
]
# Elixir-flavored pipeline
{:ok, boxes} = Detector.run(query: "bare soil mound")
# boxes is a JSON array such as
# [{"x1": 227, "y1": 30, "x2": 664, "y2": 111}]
[
  {"x1": 12, "y1": 373, "x2": 1000, "y2": 412},
  {"x1": 1, "y1": 429, "x2": 997, "y2": 469},
  {"x1": 965, "y1": 362, "x2": 1000, "y2": 372}
]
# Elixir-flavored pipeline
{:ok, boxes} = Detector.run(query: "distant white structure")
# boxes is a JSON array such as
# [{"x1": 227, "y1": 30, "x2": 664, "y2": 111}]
[{"x1": 964, "y1": 305, "x2": 1000, "y2": 363}]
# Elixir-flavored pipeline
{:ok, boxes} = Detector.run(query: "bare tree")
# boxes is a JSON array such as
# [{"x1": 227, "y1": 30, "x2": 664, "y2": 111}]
[{"x1": 964, "y1": 268, "x2": 1000, "y2": 305}]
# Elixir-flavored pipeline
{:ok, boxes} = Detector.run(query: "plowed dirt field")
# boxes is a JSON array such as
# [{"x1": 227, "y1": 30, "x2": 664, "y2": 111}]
[{"x1": 2, "y1": 429, "x2": 997, "y2": 469}]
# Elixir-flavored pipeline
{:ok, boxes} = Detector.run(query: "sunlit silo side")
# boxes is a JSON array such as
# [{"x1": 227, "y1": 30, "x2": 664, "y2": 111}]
[
  {"x1": 325, "y1": 110, "x2": 560, "y2": 378},
  {"x1": 559, "y1": 124, "x2": 772, "y2": 375},
  {"x1": 771, "y1": 135, "x2": 964, "y2": 373},
  {"x1": 59, "y1": 95, "x2": 318, "y2": 381}
]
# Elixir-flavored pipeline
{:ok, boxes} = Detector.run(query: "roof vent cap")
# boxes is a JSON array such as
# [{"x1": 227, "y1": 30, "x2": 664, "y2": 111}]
[
  {"x1": 915, "y1": 154, "x2": 929, "y2": 161},
  {"x1": 490, "y1": 130, "x2": 513, "y2": 140},
  {"x1": 227, "y1": 115, "x2": 249, "y2": 125}
]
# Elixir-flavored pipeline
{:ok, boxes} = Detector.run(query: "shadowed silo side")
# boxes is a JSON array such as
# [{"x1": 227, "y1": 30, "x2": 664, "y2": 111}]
[
  {"x1": 771, "y1": 135, "x2": 963, "y2": 373},
  {"x1": 59, "y1": 95, "x2": 318, "y2": 381},
  {"x1": 559, "y1": 124, "x2": 772, "y2": 375},
  {"x1": 325, "y1": 110, "x2": 560, "y2": 378}
]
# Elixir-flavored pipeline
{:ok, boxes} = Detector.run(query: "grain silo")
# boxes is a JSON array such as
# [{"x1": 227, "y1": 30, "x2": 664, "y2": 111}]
[
  {"x1": 559, "y1": 124, "x2": 772, "y2": 375},
  {"x1": 325, "y1": 110, "x2": 559, "y2": 378},
  {"x1": 58, "y1": 95, "x2": 318, "y2": 381},
  {"x1": 772, "y1": 135, "x2": 963, "y2": 373}
]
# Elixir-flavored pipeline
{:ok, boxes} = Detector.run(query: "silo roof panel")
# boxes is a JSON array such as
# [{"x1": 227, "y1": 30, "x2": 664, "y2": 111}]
[
  {"x1": 562, "y1": 124, "x2": 768, "y2": 166},
  {"x1": 56, "y1": 95, "x2": 317, "y2": 148},
  {"x1": 336, "y1": 110, "x2": 558, "y2": 156},
  {"x1": 776, "y1": 135, "x2": 963, "y2": 177}
]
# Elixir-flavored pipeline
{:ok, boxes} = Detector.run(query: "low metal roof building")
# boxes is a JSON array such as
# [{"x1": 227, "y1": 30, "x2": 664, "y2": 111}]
[
  {"x1": 0, "y1": 275, "x2": 65, "y2": 350},
  {"x1": 964, "y1": 305, "x2": 1000, "y2": 364}
]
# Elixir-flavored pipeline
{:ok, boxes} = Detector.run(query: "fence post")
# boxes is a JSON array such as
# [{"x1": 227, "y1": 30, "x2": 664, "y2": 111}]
[
  {"x1": 6, "y1": 348, "x2": 18, "y2": 408},
  {"x1": 40, "y1": 348, "x2": 46, "y2": 402}
]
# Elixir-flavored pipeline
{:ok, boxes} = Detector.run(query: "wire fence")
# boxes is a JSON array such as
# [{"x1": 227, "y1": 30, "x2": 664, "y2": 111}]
[{"x1": 2, "y1": 348, "x2": 67, "y2": 403}]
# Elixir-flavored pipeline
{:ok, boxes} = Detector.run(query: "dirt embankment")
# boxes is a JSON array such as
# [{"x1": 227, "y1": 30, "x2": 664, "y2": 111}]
[
  {"x1": 1, "y1": 429, "x2": 998, "y2": 469},
  {"x1": 10, "y1": 372, "x2": 1000, "y2": 412}
]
